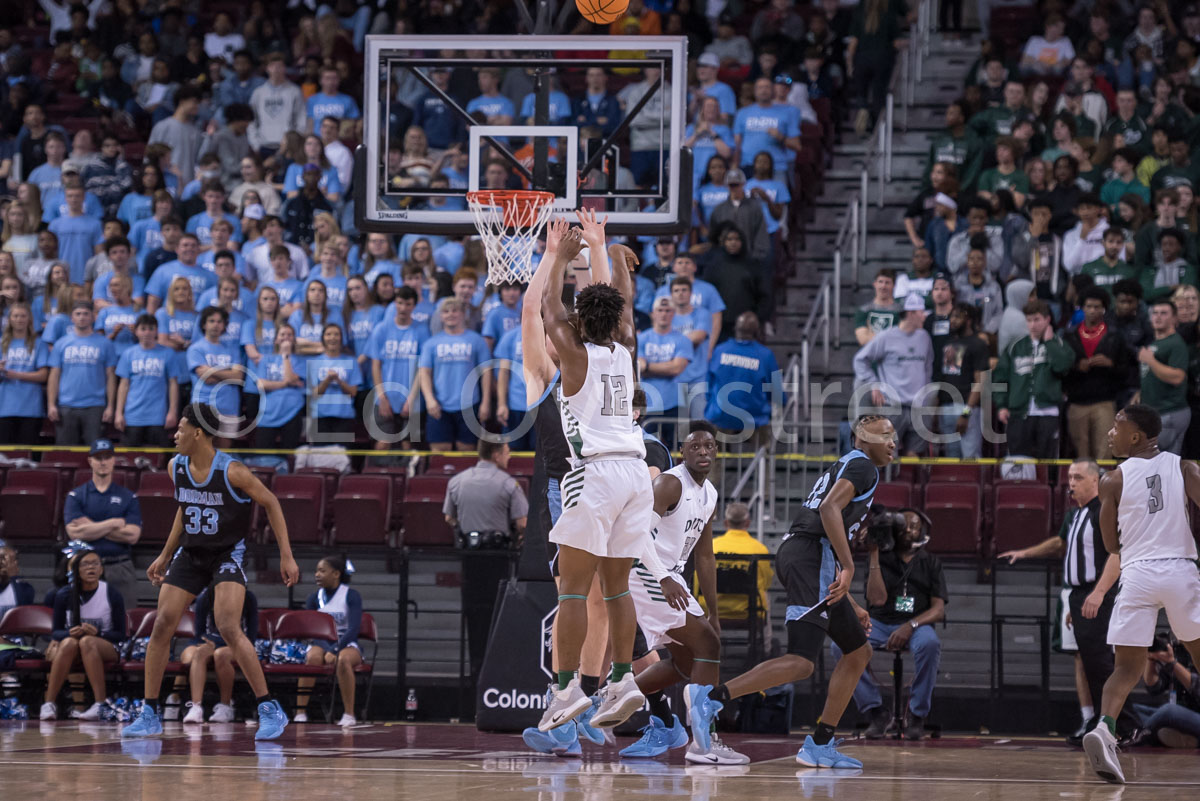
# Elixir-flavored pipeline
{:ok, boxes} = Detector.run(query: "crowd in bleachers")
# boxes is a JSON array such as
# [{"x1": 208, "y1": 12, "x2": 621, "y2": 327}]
[
  {"x1": 857, "y1": 0, "x2": 1200, "y2": 463},
  {"x1": 0, "y1": 0, "x2": 882, "y2": 457}
]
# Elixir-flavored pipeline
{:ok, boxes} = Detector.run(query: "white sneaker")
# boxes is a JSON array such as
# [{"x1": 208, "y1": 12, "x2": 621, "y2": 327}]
[
  {"x1": 163, "y1": 693, "x2": 182, "y2": 721},
  {"x1": 684, "y1": 735, "x2": 750, "y2": 765},
  {"x1": 209, "y1": 703, "x2": 235, "y2": 723},
  {"x1": 537, "y1": 678, "x2": 593, "y2": 732},
  {"x1": 1083, "y1": 725, "x2": 1125, "y2": 784},
  {"x1": 293, "y1": 710, "x2": 308, "y2": 723},
  {"x1": 40, "y1": 702, "x2": 57, "y2": 721},
  {"x1": 68, "y1": 706, "x2": 85, "y2": 719},
  {"x1": 337, "y1": 714, "x2": 357, "y2": 727},
  {"x1": 76, "y1": 702, "x2": 104, "y2": 721},
  {"x1": 182, "y1": 702, "x2": 205, "y2": 724},
  {"x1": 590, "y1": 674, "x2": 645, "y2": 729}
]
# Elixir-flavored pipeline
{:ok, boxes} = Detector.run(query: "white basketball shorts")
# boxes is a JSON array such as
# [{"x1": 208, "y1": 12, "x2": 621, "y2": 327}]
[
  {"x1": 548, "y1": 458, "x2": 654, "y2": 559},
  {"x1": 1108, "y1": 558, "x2": 1200, "y2": 647},
  {"x1": 629, "y1": 566, "x2": 704, "y2": 650}
]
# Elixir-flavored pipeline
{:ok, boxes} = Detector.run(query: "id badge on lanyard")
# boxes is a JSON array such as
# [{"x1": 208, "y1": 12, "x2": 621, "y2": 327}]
[{"x1": 894, "y1": 594, "x2": 915, "y2": 613}]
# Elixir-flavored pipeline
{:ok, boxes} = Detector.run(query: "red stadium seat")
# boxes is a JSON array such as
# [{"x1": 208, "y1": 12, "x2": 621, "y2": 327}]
[
  {"x1": 0, "y1": 469, "x2": 62, "y2": 541},
  {"x1": 922, "y1": 482, "x2": 981, "y2": 555},
  {"x1": 295, "y1": 467, "x2": 342, "y2": 530},
  {"x1": 331, "y1": 475, "x2": 392, "y2": 546},
  {"x1": 928, "y1": 464, "x2": 989, "y2": 485},
  {"x1": 272, "y1": 474, "x2": 327, "y2": 545},
  {"x1": 262, "y1": 611, "x2": 339, "y2": 716},
  {"x1": 426, "y1": 454, "x2": 476, "y2": 476},
  {"x1": 507, "y1": 455, "x2": 536, "y2": 478},
  {"x1": 115, "y1": 451, "x2": 166, "y2": 470},
  {"x1": 126, "y1": 607, "x2": 155, "y2": 637},
  {"x1": 258, "y1": 608, "x2": 290, "y2": 640},
  {"x1": 873, "y1": 481, "x2": 913, "y2": 510},
  {"x1": 402, "y1": 475, "x2": 454, "y2": 547},
  {"x1": 993, "y1": 483, "x2": 1053, "y2": 552},
  {"x1": 890, "y1": 463, "x2": 923, "y2": 486},
  {"x1": 0, "y1": 605, "x2": 54, "y2": 674},
  {"x1": 121, "y1": 610, "x2": 196, "y2": 677},
  {"x1": 349, "y1": 612, "x2": 378, "y2": 720},
  {"x1": 135, "y1": 471, "x2": 178, "y2": 544}
]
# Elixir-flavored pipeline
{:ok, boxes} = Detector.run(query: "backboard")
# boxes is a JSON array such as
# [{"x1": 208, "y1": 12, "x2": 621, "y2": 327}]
[{"x1": 355, "y1": 35, "x2": 691, "y2": 236}]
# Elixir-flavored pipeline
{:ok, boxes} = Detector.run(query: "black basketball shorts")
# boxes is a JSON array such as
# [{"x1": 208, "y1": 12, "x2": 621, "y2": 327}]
[{"x1": 776, "y1": 533, "x2": 868, "y2": 661}]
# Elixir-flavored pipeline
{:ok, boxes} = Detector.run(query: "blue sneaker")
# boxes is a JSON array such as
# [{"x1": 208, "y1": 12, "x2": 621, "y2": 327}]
[
  {"x1": 522, "y1": 726, "x2": 558, "y2": 754},
  {"x1": 255, "y1": 700, "x2": 288, "y2": 740},
  {"x1": 795, "y1": 736, "x2": 862, "y2": 769},
  {"x1": 576, "y1": 697, "x2": 606, "y2": 746},
  {"x1": 552, "y1": 720, "x2": 581, "y2": 757},
  {"x1": 121, "y1": 704, "x2": 162, "y2": 738},
  {"x1": 620, "y1": 714, "x2": 690, "y2": 758},
  {"x1": 685, "y1": 685, "x2": 722, "y2": 754}
]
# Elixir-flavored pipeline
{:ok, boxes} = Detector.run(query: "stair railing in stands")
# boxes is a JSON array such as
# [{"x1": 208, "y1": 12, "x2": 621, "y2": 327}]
[{"x1": 727, "y1": 445, "x2": 771, "y2": 540}]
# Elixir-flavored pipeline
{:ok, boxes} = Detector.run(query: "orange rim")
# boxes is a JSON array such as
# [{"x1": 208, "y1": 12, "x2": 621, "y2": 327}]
[{"x1": 467, "y1": 190, "x2": 555, "y2": 229}]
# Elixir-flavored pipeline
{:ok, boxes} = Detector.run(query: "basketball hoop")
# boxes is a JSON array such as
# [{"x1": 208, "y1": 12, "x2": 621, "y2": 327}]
[{"x1": 467, "y1": 189, "x2": 556, "y2": 286}]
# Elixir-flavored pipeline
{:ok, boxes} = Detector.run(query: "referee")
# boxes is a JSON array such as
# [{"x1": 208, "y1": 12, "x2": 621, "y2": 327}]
[{"x1": 1000, "y1": 459, "x2": 1135, "y2": 740}]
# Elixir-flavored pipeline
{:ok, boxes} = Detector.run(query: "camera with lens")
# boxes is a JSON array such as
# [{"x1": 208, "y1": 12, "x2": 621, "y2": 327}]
[{"x1": 864, "y1": 506, "x2": 907, "y2": 552}]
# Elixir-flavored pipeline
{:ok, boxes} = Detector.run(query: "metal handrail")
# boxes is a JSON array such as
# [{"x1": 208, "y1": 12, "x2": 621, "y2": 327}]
[
  {"x1": 727, "y1": 445, "x2": 771, "y2": 539},
  {"x1": 799, "y1": 276, "x2": 831, "y2": 423}
]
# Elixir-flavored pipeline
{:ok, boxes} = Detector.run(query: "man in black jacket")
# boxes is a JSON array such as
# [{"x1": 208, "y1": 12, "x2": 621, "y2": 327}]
[
  {"x1": 1063, "y1": 288, "x2": 1128, "y2": 459},
  {"x1": 281, "y1": 164, "x2": 333, "y2": 251},
  {"x1": 701, "y1": 224, "x2": 771, "y2": 342},
  {"x1": 1108, "y1": 279, "x2": 1153, "y2": 407}
]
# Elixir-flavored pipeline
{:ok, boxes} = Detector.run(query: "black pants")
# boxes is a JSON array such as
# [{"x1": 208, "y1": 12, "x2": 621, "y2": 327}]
[
  {"x1": 1068, "y1": 585, "x2": 1138, "y2": 735},
  {"x1": 252, "y1": 411, "x2": 304, "y2": 451},
  {"x1": 0, "y1": 416, "x2": 42, "y2": 445},
  {"x1": 123, "y1": 425, "x2": 171, "y2": 447},
  {"x1": 1007, "y1": 415, "x2": 1061, "y2": 460},
  {"x1": 461, "y1": 551, "x2": 515, "y2": 680},
  {"x1": 939, "y1": 0, "x2": 962, "y2": 32},
  {"x1": 852, "y1": 52, "x2": 895, "y2": 122}
]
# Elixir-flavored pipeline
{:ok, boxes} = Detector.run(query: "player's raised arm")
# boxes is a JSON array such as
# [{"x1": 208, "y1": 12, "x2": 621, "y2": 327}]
[
  {"x1": 1098, "y1": 468, "x2": 1123, "y2": 556},
  {"x1": 229, "y1": 461, "x2": 300, "y2": 586},
  {"x1": 521, "y1": 217, "x2": 568, "y2": 406},
  {"x1": 541, "y1": 227, "x2": 589, "y2": 395},
  {"x1": 607, "y1": 242, "x2": 639, "y2": 350},
  {"x1": 575, "y1": 209, "x2": 611, "y2": 285}
]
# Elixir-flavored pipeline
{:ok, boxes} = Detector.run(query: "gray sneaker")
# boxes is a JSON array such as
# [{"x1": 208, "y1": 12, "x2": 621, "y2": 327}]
[
  {"x1": 590, "y1": 674, "x2": 645, "y2": 729},
  {"x1": 537, "y1": 678, "x2": 592, "y2": 732},
  {"x1": 1083, "y1": 725, "x2": 1125, "y2": 784}
]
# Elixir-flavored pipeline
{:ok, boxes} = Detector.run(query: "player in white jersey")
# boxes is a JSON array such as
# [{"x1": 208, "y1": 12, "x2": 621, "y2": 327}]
[
  {"x1": 538, "y1": 226, "x2": 683, "y2": 734},
  {"x1": 620, "y1": 421, "x2": 749, "y2": 764},
  {"x1": 1084, "y1": 404, "x2": 1200, "y2": 783}
]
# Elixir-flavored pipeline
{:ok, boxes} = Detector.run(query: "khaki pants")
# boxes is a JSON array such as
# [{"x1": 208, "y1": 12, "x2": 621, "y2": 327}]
[{"x1": 1067, "y1": 401, "x2": 1115, "y2": 460}]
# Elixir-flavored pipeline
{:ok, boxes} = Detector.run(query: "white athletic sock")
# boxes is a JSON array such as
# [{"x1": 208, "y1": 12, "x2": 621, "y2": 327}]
[{"x1": 1081, "y1": 705, "x2": 1094, "y2": 723}]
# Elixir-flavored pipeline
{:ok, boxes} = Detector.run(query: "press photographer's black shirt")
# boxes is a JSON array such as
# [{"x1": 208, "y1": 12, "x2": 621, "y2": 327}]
[{"x1": 866, "y1": 547, "x2": 950, "y2": 625}]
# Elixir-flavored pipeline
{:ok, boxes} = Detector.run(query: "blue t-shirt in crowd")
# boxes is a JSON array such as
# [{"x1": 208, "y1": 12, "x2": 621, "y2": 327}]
[
  {"x1": 96, "y1": 304, "x2": 140, "y2": 356},
  {"x1": 48, "y1": 330, "x2": 118, "y2": 408},
  {"x1": 288, "y1": 307, "x2": 344, "y2": 344},
  {"x1": 685, "y1": 123, "x2": 736, "y2": 191},
  {"x1": 493, "y1": 326, "x2": 528, "y2": 413},
  {"x1": 411, "y1": 299, "x2": 437, "y2": 328},
  {"x1": 363, "y1": 259, "x2": 403, "y2": 287},
  {"x1": 187, "y1": 338, "x2": 244, "y2": 416},
  {"x1": 197, "y1": 248, "x2": 250, "y2": 282},
  {"x1": 116, "y1": 343, "x2": 180, "y2": 426},
  {"x1": 368, "y1": 316, "x2": 429, "y2": 410},
  {"x1": 466, "y1": 94, "x2": 516, "y2": 122},
  {"x1": 0, "y1": 336, "x2": 51, "y2": 418},
  {"x1": 519, "y1": 90, "x2": 571, "y2": 123},
  {"x1": 343, "y1": 307, "x2": 375, "y2": 358},
  {"x1": 256, "y1": 353, "x2": 306, "y2": 428},
  {"x1": 745, "y1": 177, "x2": 791, "y2": 235},
  {"x1": 697, "y1": 182, "x2": 730, "y2": 224},
  {"x1": 155, "y1": 308, "x2": 199, "y2": 379},
  {"x1": 482, "y1": 303, "x2": 521, "y2": 344},
  {"x1": 190, "y1": 309, "x2": 248, "y2": 350},
  {"x1": 129, "y1": 217, "x2": 163, "y2": 270},
  {"x1": 433, "y1": 241, "x2": 464, "y2": 275},
  {"x1": 305, "y1": 354, "x2": 361, "y2": 419},
  {"x1": 418, "y1": 329, "x2": 490, "y2": 412},
  {"x1": 671, "y1": 305, "x2": 713, "y2": 384},
  {"x1": 93, "y1": 271, "x2": 146, "y2": 305},
  {"x1": 733, "y1": 103, "x2": 800, "y2": 168},
  {"x1": 693, "y1": 81, "x2": 738, "y2": 117},
  {"x1": 241, "y1": 317, "x2": 278, "y2": 358},
  {"x1": 306, "y1": 92, "x2": 361, "y2": 133},
  {"x1": 654, "y1": 279, "x2": 727, "y2": 317},
  {"x1": 307, "y1": 275, "x2": 348, "y2": 308},
  {"x1": 42, "y1": 190, "x2": 104, "y2": 223},
  {"x1": 41, "y1": 314, "x2": 69, "y2": 345},
  {"x1": 283, "y1": 164, "x2": 343, "y2": 197},
  {"x1": 145, "y1": 261, "x2": 217, "y2": 301},
  {"x1": 117, "y1": 193, "x2": 154, "y2": 226},
  {"x1": 186, "y1": 211, "x2": 242, "y2": 247},
  {"x1": 638, "y1": 328, "x2": 694, "y2": 413},
  {"x1": 705, "y1": 338, "x2": 783, "y2": 429},
  {"x1": 197, "y1": 285, "x2": 255, "y2": 315},
  {"x1": 28, "y1": 162, "x2": 62, "y2": 200},
  {"x1": 48, "y1": 214, "x2": 104, "y2": 284},
  {"x1": 263, "y1": 278, "x2": 305, "y2": 308}
]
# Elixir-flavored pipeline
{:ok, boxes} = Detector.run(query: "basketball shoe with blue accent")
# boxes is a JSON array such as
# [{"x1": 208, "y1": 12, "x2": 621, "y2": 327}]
[
  {"x1": 522, "y1": 720, "x2": 581, "y2": 756},
  {"x1": 576, "y1": 696, "x2": 607, "y2": 746},
  {"x1": 685, "y1": 684, "x2": 722, "y2": 753},
  {"x1": 255, "y1": 700, "x2": 289, "y2": 740},
  {"x1": 620, "y1": 715, "x2": 690, "y2": 758},
  {"x1": 121, "y1": 704, "x2": 163, "y2": 738},
  {"x1": 795, "y1": 736, "x2": 862, "y2": 769}
]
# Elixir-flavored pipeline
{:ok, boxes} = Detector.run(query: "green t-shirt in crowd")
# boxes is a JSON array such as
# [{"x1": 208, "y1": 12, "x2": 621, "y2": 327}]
[
  {"x1": 854, "y1": 303, "x2": 902, "y2": 336},
  {"x1": 1140, "y1": 331, "x2": 1189, "y2": 413},
  {"x1": 1080, "y1": 257, "x2": 1137, "y2": 288},
  {"x1": 977, "y1": 166, "x2": 1031, "y2": 196}
]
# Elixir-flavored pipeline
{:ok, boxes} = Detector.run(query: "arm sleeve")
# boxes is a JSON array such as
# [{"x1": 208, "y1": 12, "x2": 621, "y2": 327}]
[
  {"x1": 929, "y1": 556, "x2": 950, "y2": 603},
  {"x1": 63, "y1": 487, "x2": 85, "y2": 524},
  {"x1": 336, "y1": 589, "x2": 362, "y2": 650},
  {"x1": 103, "y1": 586, "x2": 127, "y2": 643},
  {"x1": 853, "y1": 334, "x2": 885, "y2": 384},
  {"x1": 508, "y1": 479, "x2": 530, "y2": 522},
  {"x1": 123, "y1": 492, "x2": 142, "y2": 528}
]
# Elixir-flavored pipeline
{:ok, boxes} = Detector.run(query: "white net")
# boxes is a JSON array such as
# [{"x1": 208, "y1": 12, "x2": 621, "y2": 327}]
[{"x1": 467, "y1": 190, "x2": 556, "y2": 286}]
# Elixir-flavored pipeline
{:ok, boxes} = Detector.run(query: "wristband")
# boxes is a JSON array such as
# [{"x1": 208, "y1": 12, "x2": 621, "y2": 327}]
[
  {"x1": 960, "y1": 406, "x2": 971, "y2": 417},
  {"x1": 910, "y1": 620, "x2": 920, "y2": 630}
]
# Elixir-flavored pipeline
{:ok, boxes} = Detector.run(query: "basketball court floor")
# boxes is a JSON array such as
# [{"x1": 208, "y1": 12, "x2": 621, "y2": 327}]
[{"x1": 1, "y1": 722, "x2": 1192, "y2": 800}]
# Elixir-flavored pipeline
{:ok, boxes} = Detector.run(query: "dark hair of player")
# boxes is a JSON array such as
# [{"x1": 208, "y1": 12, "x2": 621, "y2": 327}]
[
  {"x1": 687, "y1": 419, "x2": 718, "y2": 439},
  {"x1": 181, "y1": 403, "x2": 220, "y2": 436},
  {"x1": 320, "y1": 555, "x2": 352, "y2": 584},
  {"x1": 1121, "y1": 403, "x2": 1163, "y2": 440},
  {"x1": 573, "y1": 283, "x2": 625, "y2": 344}
]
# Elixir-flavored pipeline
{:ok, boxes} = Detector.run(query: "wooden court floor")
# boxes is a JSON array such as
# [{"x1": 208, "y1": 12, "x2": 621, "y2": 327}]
[{"x1": 1, "y1": 721, "x2": 1195, "y2": 800}]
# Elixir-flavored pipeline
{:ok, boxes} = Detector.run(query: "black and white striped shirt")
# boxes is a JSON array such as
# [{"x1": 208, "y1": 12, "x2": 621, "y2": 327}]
[{"x1": 1059, "y1": 497, "x2": 1106, "y2": 587}]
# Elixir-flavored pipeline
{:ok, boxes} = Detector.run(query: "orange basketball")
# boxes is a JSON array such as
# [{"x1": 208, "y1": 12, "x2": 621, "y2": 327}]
[{"x1": 576, "y1": 0, "x2": 629, "y2": 25}]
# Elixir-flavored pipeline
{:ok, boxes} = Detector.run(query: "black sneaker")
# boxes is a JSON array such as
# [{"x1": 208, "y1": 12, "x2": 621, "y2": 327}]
[
  {"x1": 902, "y1": 713, "x2": 925, "y2": 741},
  {"x1": 863, "y1": 707, "x2": 891, "y2": 740},
  {"x1": 1066, "y1": 719, "x2": 1089, "y2": 747}
]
